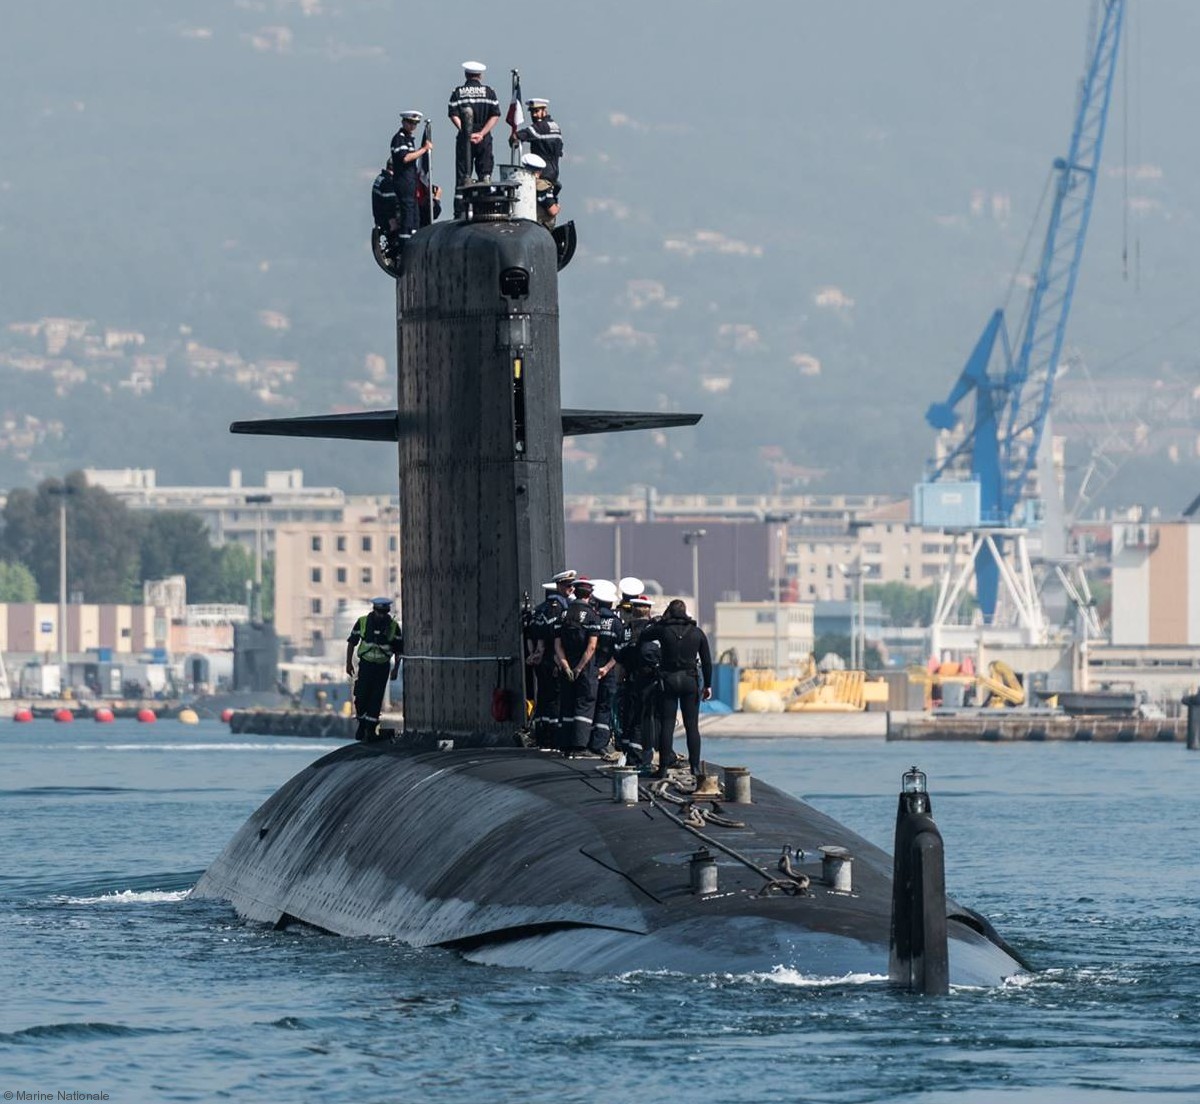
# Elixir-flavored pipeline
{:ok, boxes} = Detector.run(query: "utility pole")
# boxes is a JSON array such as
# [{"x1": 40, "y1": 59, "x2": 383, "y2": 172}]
[
  {"x1": 606, "y1": 509, "x2": 633, "y2": 582},
  {"x1": 47, "y1": 484, "x2": 75, "y2": 684},
  {"x1": 764, "y1": 512, "x2": 793, "y2": 671},
  {"x1": 245, "y1": 493, "x2": 273, "y2": 622},
  {"x1": 682, "y1": 530, "x2": 706, "y2": 625}
]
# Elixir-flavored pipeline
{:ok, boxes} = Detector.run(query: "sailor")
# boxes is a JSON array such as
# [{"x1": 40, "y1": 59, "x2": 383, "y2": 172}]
[
  {"x1": 514, "y1": 98, "x2": 563, "y2": 188},
  {"x1": 639, "y1": 598, "x2": 712, "y2": 777},
  {"x1": 345, "y1": 597, "x2": 403, "y2": 742},
  {"x1": 572, "y1": 575, "x2": 594, "y2": 606},
  {"x1": 554, "y1": 581, "x2": 600, "y2": 756},
  {"x1": 587, "y1": 580, "x2": 624, "y2": 759},
  {"x1": 448, "y1": 61, "x2": 501, "y2": 187},
  {"x1": 617, "y1": 576, "x2": 645, "y2": 625},
  {"x1": 390, "y1": 111, "x2": 433, "y2": 239},
  {"x1": 520, "y1": 153, "x2": 560, "y2": 230},
  {"x1": 417, "y1": 183, "x2": 443, "y2": 228},
  {"x1": 615, "y1": 594, "x2": 657, "y2": 767},
  {"x1": 525, "y1": 569, "x2": 576, "y2": 748},
  {"x1": 371, "y1": 160, "x2": 399, "y2": 240}
]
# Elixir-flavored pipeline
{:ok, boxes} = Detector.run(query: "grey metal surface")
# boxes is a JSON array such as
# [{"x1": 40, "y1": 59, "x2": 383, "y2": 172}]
[
  {"x1": 395, "y1": 220, "x2": 563, "y2": 741},
  {"x1": 192, "y1": 744, "x2": 1024, "y2": 985}
]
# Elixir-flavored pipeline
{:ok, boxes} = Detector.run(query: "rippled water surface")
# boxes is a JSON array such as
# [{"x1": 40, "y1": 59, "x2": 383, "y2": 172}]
[{"x1": 2, "y1": 721, "x2": 1198, "y2": 1102}]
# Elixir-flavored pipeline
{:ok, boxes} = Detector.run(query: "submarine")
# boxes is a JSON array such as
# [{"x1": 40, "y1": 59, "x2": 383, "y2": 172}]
[{"x1": 193, "y1": 173, "x2": 1028, "y2": 991}]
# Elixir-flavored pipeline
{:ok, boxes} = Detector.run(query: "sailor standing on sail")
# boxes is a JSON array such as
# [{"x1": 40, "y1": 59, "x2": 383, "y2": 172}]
[
  {"x1": 390, "y1": 111, "x2": 433, "y2": 239},
  {"x1": 640, "y1": 599, "x2": 712, "y2": 777},
  {"x1": 514, "y1": 97, "x2": 563, "y2": 193},
  {"x1": 346, "y1": 597, "x2": 403, "y2": 742},
  {"x1": 448, "y1": 61, "x2": 501, "y2": 187}
]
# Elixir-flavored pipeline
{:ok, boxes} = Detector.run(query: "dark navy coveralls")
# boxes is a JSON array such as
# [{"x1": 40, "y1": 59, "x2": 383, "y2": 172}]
[
  {"x1": 389, "y1": 128, "x2": 420, "y2": 237},
  {"x1": 556, "y1": 598, "x2": 599, "y2": 752},
  {"x1": 448, "y1": 78, "x2": 500, "y2": 185}
]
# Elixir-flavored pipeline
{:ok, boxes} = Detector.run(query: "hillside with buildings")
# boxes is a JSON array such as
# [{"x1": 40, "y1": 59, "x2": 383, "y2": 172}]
[{"x1": 1, "y1": 1, "x2": 1199, "y2": 506}]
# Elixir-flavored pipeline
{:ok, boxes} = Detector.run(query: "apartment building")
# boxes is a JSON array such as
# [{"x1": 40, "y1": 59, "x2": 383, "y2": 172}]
[{"x1": 273, "y1": 503, "x2": 401, "y2": 652}]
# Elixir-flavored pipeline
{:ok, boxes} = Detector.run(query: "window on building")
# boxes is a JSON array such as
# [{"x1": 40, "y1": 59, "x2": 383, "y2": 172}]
[
  {"x1": 337, "y1": 536, "x2": 347, "y2": 552},
  {"x1": 311, "y1": 598, "x2": 322, "y2": 615},
  {"x1": 310, "y1": 567, "x2": 322, "y2": 584},
  {"x1": 864, "y1": 543, "x2": 882, "y2": 554},
  {"x1": 755, "y1": 611, "x2": 775, "y2": 624},
  {"x1": 336, "y1": 567, "x2": 347, "y2": 584},
  {"x1": 389, "y1": 566, "x2": 398, "y2": 584},
  {"x1": 825, "y1": 564, "x2": 833, "y2": 579},
  {"x1": 362, "y1": 536, "x2": 373, "y2": 553},
  {"x1": 388, "y1": 535, "x2": 398, "y2": 552},
  {"x1": 921, "y1": 543, "x2": 943, "y2": 555},
  {"x1": 903, "y1": 565, "x2": 912, "y2": 580},
  {"x1": 311, "y1": 536, "x2": 322, "y2": 552},
  {"x1": 808, "y1": 584, "x2": 816, "y2": 596},
  {"x1": 361, "y1": 567, "x2": 372, "y2": 585}
]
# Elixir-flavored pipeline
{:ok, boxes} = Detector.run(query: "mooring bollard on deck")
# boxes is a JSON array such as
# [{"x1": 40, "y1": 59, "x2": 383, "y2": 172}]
[
  {"x1": 724, "y1": 766, "x2": 752, "y2": 803},
  {"x1": 612, "y1": 766, "x2": 640, "y2": 804}
]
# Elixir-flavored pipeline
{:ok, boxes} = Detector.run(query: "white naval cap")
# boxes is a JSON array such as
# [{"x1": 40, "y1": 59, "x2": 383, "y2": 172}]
[
  {"x1": 591, "y1": 580, "x2": 619, "y2": 606},
  {"x1": 521, "y1": 152, "x2": 547, "y2": 170},
  {"x1": 526, "y1": 97, "x2": 549, "y2": 108},
  {"x1": 630, "y1": 594, "x2": 653, "y2": 609},
  {"x1": 550, "y1": 569, "x2": 576, "y2": 584},
  {"x1": 462, "y1": 60, "x2": 486, "y2": 74},
  {"x1": 400, "y1": 109, "x2": 423, "y2": 121},
  {"x1": 619, "y1": 575, "x2": 644, "y2": 598}
]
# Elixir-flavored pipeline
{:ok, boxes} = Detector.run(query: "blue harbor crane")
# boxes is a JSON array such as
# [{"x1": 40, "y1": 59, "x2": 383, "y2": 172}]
[{"x1": 917, "y1": 0, "x2": 1125, "y2": 626}]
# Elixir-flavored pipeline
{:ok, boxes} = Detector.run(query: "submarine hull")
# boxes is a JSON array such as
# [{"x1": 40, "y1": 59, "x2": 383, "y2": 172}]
[{"x1": 192, "y1": 746, "x2": 1023, "y2": 986}]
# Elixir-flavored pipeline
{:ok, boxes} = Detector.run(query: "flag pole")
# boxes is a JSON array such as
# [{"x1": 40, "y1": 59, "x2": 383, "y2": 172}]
[
  {"x1": 510, "y1": 68, "x2": 521, "y2": 167},
  {"x1": 422, "y1": 119, "x2": 434, "y2": 227}
]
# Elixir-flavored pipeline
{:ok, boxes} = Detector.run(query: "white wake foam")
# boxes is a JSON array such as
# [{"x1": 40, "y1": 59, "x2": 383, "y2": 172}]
[{"x1": 57, "y1": 888, "x2": 192, "y2": 905}]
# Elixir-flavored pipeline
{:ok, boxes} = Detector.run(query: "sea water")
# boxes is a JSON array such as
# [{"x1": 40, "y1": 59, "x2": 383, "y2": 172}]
[{"x1": 2, "y1": 721, "x2": 1198, "y2": 1103}]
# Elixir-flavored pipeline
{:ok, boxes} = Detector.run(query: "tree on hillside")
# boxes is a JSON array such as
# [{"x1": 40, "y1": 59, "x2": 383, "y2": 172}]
[
  {"x1": 865, "y1": 582, "x2": 936, "y2": 627},
  {"x1": 139, "y1": 511, "x2": 221, "y2": 600},
  {"x1": 0, "y1": 560, "x2": 37, "y2": 602},
  {"x1": 0, "y1": 472, "x2": 142, "y2": 602}
]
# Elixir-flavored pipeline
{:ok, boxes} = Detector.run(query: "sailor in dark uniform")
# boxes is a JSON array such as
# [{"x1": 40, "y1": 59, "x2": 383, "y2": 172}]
[
  {"x1": 448, "y1": 61, "x2": 501, "y2": 188},
  {"x1": 525, "y1": 569, "x2": 575, "y2": 748},
  {"x1": 371, "y1": 161, "x2": 399, "y2": 237},
  {"x1": 345, "y1": 597, "x2": 404, "y2": 742},
  {"x1": 520, "y1": 153, "x2": 560, "y2": 230},
  {"x1": 587, "y1": 580, "x2": 624, "y2": 757},
  {"x1": 515, "y1": 98, "x2": 563, "y2": 190},
  {"x1": 389, "y1": 110, "x2": 433, "y2": 239},
  {"x1": 615, "y1": 594, "x2": 657, "y2": 766},
  {"x1": 554, "y1": 583, "x2": 600, "y2": 756}
]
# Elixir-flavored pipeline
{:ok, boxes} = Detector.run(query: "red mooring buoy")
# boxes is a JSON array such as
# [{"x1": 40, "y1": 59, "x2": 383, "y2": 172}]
[
  {"x1": 220, "y1": 708, "x2": 235, "y2": 724},
  {"x1": 137, "y1": 708, "x2": 157, "y2": 724},
  {"x1": 53, "y1": 708, "x2": 74, "y2": 723},
  {"x1": 94, "y1": 707, "x2": 115, "y2": 723},
  {"x1": 13, "y1": 708, "x2": 34, "y2": 723}
]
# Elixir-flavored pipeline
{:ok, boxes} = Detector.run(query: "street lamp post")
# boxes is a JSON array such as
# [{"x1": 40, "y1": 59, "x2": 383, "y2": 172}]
[
  {"x1": 244, "y1": 493, "x2": 273, "y2": 622},
  {"x1": 682, "y1": 530, "x2": 706, "y2": 624},
  {"x1": 838, "y1": 560, "x2": 867, "y2": 669},
  {"x1": 605, "y1": 509, "x2": 633, "y2": 582},
  {"x1": 764, "y1": 512, "x2": 793, "y2": 671},
  {"x1": 47, "y1": 484, "x2": 76, "y2": 681}
]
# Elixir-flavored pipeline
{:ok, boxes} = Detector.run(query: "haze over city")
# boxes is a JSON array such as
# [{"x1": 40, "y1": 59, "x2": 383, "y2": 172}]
[{"x1": 2, "y1": 0, "x2": 1198, "y2": 506}]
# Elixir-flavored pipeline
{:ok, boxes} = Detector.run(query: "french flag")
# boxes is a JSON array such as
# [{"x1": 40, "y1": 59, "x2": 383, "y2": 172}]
[{"x1": 506, "y1": 70, "x2": 525, "y2": 141}]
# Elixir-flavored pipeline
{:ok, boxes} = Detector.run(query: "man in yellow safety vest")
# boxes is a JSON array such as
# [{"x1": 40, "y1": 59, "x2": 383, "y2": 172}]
[{"x1": 345, "y1": 596, "x2": 403, "y2": 741}]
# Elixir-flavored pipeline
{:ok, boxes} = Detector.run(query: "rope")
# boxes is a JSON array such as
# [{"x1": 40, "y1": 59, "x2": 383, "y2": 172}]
[{"x1": 640, "y1": 777, "x2": 806, "y2": 895}]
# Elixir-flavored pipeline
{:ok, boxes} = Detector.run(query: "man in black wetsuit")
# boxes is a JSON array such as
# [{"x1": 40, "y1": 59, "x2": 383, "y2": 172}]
[
  {"x1": 389, "y1": 110, "x2": 433, "y2": 239},
  {"x1": 640, "y1": 598, "x2": 712, "y2": 777},
  {"x1": 448, "y1": 61, "x2": 501, "y2": 188}
]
